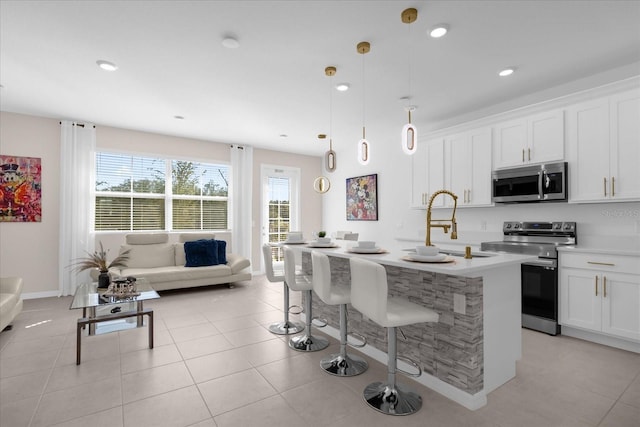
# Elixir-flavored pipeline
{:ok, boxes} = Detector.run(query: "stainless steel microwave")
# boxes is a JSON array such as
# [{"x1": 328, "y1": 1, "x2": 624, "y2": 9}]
[{"x1": 492, "y1": 162, "x2": 568, "y2": 203}]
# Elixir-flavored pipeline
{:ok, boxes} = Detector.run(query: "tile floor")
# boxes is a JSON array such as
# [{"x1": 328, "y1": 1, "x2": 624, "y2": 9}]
[{"x1": 1, "y1": 275, "x2": 639, "y2": 427}]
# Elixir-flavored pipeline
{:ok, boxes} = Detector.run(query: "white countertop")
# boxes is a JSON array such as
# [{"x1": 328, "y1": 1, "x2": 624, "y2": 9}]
[
  {"x1": 557, "y1": 246, "x2": 640, "y2": 257},
  {"x1": 290, "y1": 241, "x2": 536, "y2": 278}
]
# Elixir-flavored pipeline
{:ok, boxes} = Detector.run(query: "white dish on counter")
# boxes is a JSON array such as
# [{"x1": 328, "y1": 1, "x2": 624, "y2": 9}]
[
  {"x1": 307, "y1": 241, "x2": 338, "y2": 248},
  {"x1": 348, "y1": 246, "x2": 386, "y2": 254},
  {"x1": 402, "y1": 254, "x2": 455, "y2": 263},
  {"x1": 284, "y1": 239, "x2": 306, "y2": 244},
  {"x1": 406, "y1": 252, "x2": 447, "y2": 262}
]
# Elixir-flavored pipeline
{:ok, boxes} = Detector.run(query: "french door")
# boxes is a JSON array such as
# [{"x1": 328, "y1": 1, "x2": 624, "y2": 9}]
[{"x1": 261, "y1": 165, "x2": 300, "y2": 269}]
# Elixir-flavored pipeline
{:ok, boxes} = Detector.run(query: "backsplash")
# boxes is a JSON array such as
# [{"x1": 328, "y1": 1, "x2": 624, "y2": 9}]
[{"x1": 397, "y1": 201, "x2": 640, "y2": 251}]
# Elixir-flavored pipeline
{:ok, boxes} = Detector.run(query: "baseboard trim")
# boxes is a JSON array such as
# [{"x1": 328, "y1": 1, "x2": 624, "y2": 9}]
[
  {"x1": 22, "y1": 290, "x2": 60, "y2": 300},
  {"x1": 561, "y1": 327, "x2": 640, "y2": 353}
]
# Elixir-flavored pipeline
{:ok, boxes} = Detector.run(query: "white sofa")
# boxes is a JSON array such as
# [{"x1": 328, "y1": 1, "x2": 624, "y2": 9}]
[
  {"x1": 0, "y1": 276, "x2": 23, "y2": 331},
  {"x1": 109, "y1": 233, "x2": 251, "y2": 292}
]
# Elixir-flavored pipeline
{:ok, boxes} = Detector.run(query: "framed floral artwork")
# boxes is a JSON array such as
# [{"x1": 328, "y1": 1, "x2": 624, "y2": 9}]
[
  {"x1": 346, "y1": 173, "x2": 378, "y2": 221},
  {"x1": 0, "y1": 155, "x2": 42, "y2": 222}
]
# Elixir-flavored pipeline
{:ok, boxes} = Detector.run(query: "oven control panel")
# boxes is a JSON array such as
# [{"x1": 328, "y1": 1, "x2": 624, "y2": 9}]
[{"x1": 503, "y1": 221, "x2": 576, "y2": 235}]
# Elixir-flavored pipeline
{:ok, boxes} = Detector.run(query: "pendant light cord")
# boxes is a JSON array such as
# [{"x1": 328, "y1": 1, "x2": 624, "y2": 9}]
[
  {"x1": 329, "y1": 71, "x2": 333, "y2": 151},
  {"x1": 408, "y1": 16, "x2": 413, "y2": 123},
  {"x1": 409, "y1": 19, "x2": 412, "y2": 108},
  {"x1": 361, "y1": 48, "x2": 366, "y2": 138}
]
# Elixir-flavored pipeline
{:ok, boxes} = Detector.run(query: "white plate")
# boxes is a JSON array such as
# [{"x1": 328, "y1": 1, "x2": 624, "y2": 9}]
[
  {"x1": 349, "y1": 247, "x2": 385, "y2": 254},
  {"x1": 307, "y1": 241, "x2": 338, "y2": 248},
  {"x1": 406, "y1": 252, "x2": 447, "y2": 262},
  {"x1": 401, "y1": 255, "x2": 455, "y2": 264}
]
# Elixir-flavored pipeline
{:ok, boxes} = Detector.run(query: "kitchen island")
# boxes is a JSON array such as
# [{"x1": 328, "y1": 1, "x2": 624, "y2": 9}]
[{"x1": 294, "y1": 242, "x2": 534, "y2": 410}]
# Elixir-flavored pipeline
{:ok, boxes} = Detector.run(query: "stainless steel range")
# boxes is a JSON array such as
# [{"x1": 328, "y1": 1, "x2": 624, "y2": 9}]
[{"x1": 481, "y1": 221, "x2": 577, "y2": 335}]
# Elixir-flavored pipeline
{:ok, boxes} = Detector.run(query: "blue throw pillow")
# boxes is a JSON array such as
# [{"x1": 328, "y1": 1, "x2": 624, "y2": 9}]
[
  {"x1": 215, "y1": 239, "x2": 227, "y2": 264},
  {"x1": 184, "y1": 240, "x2": 218, "y2": 267}
]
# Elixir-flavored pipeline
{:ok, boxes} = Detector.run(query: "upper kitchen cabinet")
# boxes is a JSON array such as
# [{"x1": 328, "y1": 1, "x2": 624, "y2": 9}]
[
  {"x1": 446, "y1": 127, "x2": 493, "y2": 207},
  {"x1": 567, "y1": 88, "x2": 640, "y2": 203},
  {"x1": 493, "y1": 109, "x2": 564, "y2": 169},
  {"x1": 410, "y1": 138, "x2": 445, "y2": 209}
]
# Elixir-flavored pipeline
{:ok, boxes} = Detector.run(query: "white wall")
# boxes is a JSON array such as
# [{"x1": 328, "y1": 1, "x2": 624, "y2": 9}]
[
  {"x1": 0, "y1": 112, "x2": 60, "y2": 296},
  {"x1": 0, "y1": 112, "x2": 322, "y2": 296}
]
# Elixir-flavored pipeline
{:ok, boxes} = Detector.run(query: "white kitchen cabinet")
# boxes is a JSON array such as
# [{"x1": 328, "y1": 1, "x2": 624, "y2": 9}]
[
  {"x1": 559, "y1": 251, "x2": 640, "y2": 342},
  {"x1": 567, "y1": 88, "x2": 640, "y2": 202},
  {"x1": 410, "y1": 138, "x2": 444, "y2": 208},
  {"x1": 446, "y1": 127, "x2": 492, "y2": 207},
  {"x1": 493, "y1": 109, "x2": 564, "y2": 169}
]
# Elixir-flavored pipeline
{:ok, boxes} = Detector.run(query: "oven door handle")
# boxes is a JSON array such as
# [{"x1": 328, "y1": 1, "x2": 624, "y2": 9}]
[{"x1": 523, "y1": 258, "x2": 557, "y2": 268}]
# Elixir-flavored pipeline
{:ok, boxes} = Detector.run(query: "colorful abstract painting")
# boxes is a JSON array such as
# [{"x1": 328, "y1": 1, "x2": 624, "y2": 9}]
[
  {"x1": 346, "y1": 173, "x2": 378, "y2": 221},
  {"x1": 0, "y1": 155, "x2": 42, "y2": 222}
]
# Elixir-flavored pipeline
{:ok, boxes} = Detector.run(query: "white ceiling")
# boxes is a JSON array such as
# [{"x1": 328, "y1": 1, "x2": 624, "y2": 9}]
[{"x1": 1, "y1": 1, "x2": 639, "y2": 157}]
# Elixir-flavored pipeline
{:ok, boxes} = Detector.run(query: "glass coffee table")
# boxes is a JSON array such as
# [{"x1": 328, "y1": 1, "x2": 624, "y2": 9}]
[{"x1": 70, "y1": 279, "x2": 159, "y2": 364}]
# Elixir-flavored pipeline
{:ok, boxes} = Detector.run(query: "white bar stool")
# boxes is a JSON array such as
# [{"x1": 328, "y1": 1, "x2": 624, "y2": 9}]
[
  {"x1": 311, "y1": 251, "x2": 368, "y2": 376},
  {"x1": 262, "y1": 244, "x2": 304, "y2": 335},
  {"x1": 349, "y1": 257, "x2": 440, "y2": 416},
  {"x1": 284, "y1": 246, "x2": 329, "y2": 352}
]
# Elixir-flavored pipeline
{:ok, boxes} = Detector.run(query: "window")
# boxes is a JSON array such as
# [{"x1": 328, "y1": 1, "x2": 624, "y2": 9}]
[
  {"x1": 95, "y1": 153, "x2": 229, "y2": 231},
  {"x1": 171, "y1": 160, "x2": 229, "y2": 230}
]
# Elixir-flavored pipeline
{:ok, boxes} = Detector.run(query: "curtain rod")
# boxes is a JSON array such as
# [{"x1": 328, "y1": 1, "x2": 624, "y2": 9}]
[{"x1": 58, "y1": 121, "x2": 96, "y2": 128}]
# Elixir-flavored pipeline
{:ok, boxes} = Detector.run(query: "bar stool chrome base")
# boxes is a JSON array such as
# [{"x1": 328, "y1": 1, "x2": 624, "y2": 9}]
[
  {"x1": 363, "y1": 381, "x2": 422, "y2": 416},
  {"x1": 320, "y1": 353, "x2": 368, "y2": 377},
  {"x1": 289, "y1": 334, "x2": 329, "y2": 352},
  {"x1": 268, "y1": 320, "x2": 304, "y2": 335}
]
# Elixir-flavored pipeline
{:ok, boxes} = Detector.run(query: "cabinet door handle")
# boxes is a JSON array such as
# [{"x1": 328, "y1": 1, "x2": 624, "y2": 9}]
[
  {"x1": 587, "y1": 261, "x2": 615, "y2": 267},
  {"x1": 604, "y1": 177, "x2": 607, "y2": 197},
  {"x1": 522, "y1": 149, "x2": 525, "y2": 163},
  {"x1": 528, "y1": 148, "x2": 531, "y2": 161},
  {"x1": 595, "y1": 275, "x2": 598, "y2": 296},
  {"x1": 611, "y1": 177, "x2": 615, "y2": 197},
  {"x1": 467, "y1": 189, "x2": 471, "y2": 203},
  {"x1": 603, "y1": 276, "x2": 607, "y2": 298}
]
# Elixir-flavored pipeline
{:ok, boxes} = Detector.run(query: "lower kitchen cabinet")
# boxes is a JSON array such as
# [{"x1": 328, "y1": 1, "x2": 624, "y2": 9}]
[{"x1": 559, "y1": 251, "x2": 640, "y2": 342}]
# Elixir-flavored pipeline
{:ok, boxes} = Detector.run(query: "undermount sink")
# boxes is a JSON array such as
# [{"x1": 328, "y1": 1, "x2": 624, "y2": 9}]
[
  {"x1": 439, "y1": 250, "x2": 495, "y2": 258},
  {"x1": 403, "y1": 248, "x2": 496, "y2": 258}
]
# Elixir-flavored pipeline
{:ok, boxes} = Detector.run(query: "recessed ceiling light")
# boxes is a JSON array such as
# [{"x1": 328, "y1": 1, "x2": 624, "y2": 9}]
[
  {"x1": 429, "y1": 24, "x2": 449, "y2": 38},
  {"x1": 96, "y1": 60, "x2": 118, "y2": 71},
  {"x1": 499, "y1": 67, "x2": 515, "y2": 77},
  {"x1": 335, "y1": 83, "x2": 350, "y2": 92},
  {"x1": 174, "y1": 115, "x2": 185, "y2": 120},
  {"x1": 222, "y1": 37, "x2": 239, "y2": 49},
  {"x1": 279, "y1": 134, "x2": 288, "y2": 138}
]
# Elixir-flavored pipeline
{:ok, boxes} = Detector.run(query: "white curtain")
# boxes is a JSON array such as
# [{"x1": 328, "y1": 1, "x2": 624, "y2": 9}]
[
  {"x1": 230, "y1": 145, "x2": 253, "y2": 259},
  {"x1": 59, "y1": 121, "x2": 96, "y2": 296}
]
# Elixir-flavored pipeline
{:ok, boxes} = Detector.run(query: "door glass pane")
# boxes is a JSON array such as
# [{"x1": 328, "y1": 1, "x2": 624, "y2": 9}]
[{"x1": 267, "y1": 176, "x2": 290, "y2": 261}]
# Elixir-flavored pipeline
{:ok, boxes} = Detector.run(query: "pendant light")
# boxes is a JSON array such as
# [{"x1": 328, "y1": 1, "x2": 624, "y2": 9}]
[
  {"x1": 325, "y1": 66, "x2": 337, "y2": 172},
  {"x1": 357, "y1": 41, "x2": 371, "y2": 165},
  {"x1": 314, "y1": 134, "x2": 331, "y2": 193},
  {"x1": 401, "y1": 8, "x2": 418, "y2": 155}
]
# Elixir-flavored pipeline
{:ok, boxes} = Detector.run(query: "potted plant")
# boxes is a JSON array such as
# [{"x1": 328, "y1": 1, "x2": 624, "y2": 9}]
[
  {"x1": 318, "y1": 231, "x2": 326, "y2": 238},
  {"x1": 70, "y1": 242, "x2": 130, "y2": 288}
]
